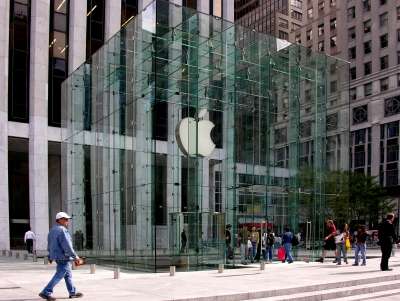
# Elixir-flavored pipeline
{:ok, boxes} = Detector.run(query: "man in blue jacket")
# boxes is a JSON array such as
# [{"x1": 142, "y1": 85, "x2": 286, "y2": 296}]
[{"x1": 39, "y1": 212, "x2": 83, "y2": 300}]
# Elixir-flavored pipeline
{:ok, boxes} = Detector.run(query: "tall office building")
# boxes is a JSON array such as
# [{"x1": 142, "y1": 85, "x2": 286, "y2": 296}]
[
  {"x1": 235, "y1": 0, "x2": 303, "y2": 40},
  {"x1": 0, "y1": 0, "x2": 233, "y2": 252},
  {"x1": 291, "y1": 0, "x2": 400, "y2": 200}
]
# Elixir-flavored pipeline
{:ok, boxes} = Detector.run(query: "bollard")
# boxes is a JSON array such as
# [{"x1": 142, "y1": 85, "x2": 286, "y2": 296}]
[
  {"x1": 15, "y1": 252, "x2": 20, "y2": 259},
  {"x1": 1, "y1": 250, "x2": 5, "y2": 256},
  {"x1": 218, "y1": 263, "x2": 224, "y2": 273},
  {"x1": 114, "y1": 267, "x2": 120, "y2": 279},
  {"x1": 23, "y1": 254, "x2": 28, "y2": 260},
  {"x1": 44, "y1": 257, "x2": 48, "y2": 265},
  {"x1": 33, "y1": 254, "x2": 38, "y2": 262},
  {"x1": 169, "y1": 266, "x2": 176, "y2": 276},
  {"x1": 260, "y1": 261, "x2": 265, "y2": 271},
  {"x1": 90, "y1": 264, "x2": 96, "y2": 274}
]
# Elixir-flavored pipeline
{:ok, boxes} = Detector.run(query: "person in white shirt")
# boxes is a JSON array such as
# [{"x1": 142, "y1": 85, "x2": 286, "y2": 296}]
[{"x1": 24, "y1": 227, "x2": 36, "y2": 254}]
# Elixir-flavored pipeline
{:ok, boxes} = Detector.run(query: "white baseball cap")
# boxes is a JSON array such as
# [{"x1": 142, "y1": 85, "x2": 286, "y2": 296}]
[{"x1": 56, "y1": 212, "x2": 71, "y2": 220}]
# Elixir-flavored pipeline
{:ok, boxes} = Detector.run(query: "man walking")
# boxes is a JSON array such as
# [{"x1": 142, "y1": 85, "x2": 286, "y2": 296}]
[
  {"x1": 24, "y1": 227, "x2": 36, "y2": 254},
  {"x1": 282, "y1": 227, "x2": 294, "y2": 264},
  {"x1": 39, "y1": 212, "x2": 83, "y2": 300},
  {"x1": 378, "y1": 213, "x2": 398, "y2": 271}
]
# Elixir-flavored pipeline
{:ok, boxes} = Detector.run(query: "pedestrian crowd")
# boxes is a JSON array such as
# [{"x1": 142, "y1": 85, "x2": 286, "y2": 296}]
[{"x1": 16, "y1": 211, "x2": 400, "y2": 301}]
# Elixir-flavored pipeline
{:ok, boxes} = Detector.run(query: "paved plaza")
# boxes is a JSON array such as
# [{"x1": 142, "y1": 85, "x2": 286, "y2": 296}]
[{"x1": 1, "y1": 251, "x2": 400, "y2": 301}]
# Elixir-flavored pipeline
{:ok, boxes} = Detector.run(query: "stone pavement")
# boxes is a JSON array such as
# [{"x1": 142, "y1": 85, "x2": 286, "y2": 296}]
[{"x1": 1, "y1": 252, "x2": 400, "y2": 301}]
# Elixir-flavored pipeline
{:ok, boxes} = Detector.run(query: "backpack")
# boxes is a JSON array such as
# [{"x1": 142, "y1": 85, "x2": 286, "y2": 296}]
[{"x1": 291, "y1": 234, "x2": 299, "y2": 247}]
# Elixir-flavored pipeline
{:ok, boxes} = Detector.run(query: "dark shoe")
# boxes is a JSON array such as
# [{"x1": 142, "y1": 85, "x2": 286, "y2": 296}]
[
  {"x1": 39, "y1": 293, "x2": 56, "y2": 301},
  {"x1": 69, "y1": 292, "x2": 83, "y2": 299},
  {"x1": 337, "y1": 263, "x2": 341, "y2": 265},
  {"x1": 352, "y1": 263, "x2": 358, "y2": 266},
  {"x1": 332, "y1": 260, "x2": 337, "y2": 263},
  {"x1": 316, "y1": 257, "x2": 324, "y2": 263},
  {"x1": 382, "y1": 268, "x2": 393, "y2": 271}
]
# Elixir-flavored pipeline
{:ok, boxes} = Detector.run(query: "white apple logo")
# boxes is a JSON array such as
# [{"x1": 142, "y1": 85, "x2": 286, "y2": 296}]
[{"x1": 176, "y1": 108, "x2": 216, "y2": 157}]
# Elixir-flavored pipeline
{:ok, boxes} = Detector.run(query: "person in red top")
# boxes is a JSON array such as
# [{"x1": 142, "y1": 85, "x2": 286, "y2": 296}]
[{"x1": 317, "y1": 220, "x2": 337, "y2": 263}]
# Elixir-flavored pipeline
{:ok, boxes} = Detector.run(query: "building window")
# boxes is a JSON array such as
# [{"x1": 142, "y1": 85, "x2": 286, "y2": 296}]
[
  {"x1": 398, "y1": 74, "x2": 400, "y2": 87},
  {"x1": 121, "y1": 0, "x2": 138, "y2": 26},
  {"x1": 363, "y1": 0, "x2": 371, "y2": 12},
  {"x1": 330, "y1": 36, "x2": 337, "y2": 48},
  {"x1": 86, "y1": 0, "x2": 105, "y2": 59},
  {"x1": 364, "y1": 61, "x2": 372, "y2": 75},
  {"x1": 364, "y1": 41, "x2": 371, "y2": 54},
  {"x1": 380, "y1": 0, "x2": 387, "y2": 5},
  {"x1": 380, "y1": 12, "x2": 388, "y2": 27},
  {"x1": 397, "y1": 6, "x2": 400, "y2": 20},
  {"x1": 330, "y1": 80, "x2": 337, "y2": 93},
  {"x1": 300, "y1": 121, "x2": 312, "y2": 138},
  {"x1": 275, "y1": 128, "x2": 287, "y2": 144},
  {"x1": 327, "y1": 113, "x2": 338, "y2": 131},
  {"x1": 348, "y1": 27, "x2": 356, "y2": 40},
  {"x1": 353, "y1": 105, "x2": 368, "y2": 125},
  {"x1": 380, "y1": 77, "x2": 389, "y2": 92},
  {"x1": 278, "y1": 30, "x2": 289, "y2": 40},
  {"x1": 348, "y1": 47, "x2": 356, "y2": 59},
  {"x1": 291, "y1": 10, "x2": 302, "y2": 21},
  {"x1": 318, "y1": 23, "x2": 324, "y2": 36},
  {"x1": 381, "y1": 55, "x2": 389, "y2": 70},
  {"x1": 385, "y1": 96, "x2": 400, "y2": 117},
  {"x1": 278, "y1": 18, "x2": 289, "y2": 29},
  {"x1": 350, "y1": 67, "x2": 356, "y2": 80},
  {"x1": 380, "y1": 34, "x2": 388, "y2": 48},
  {"x1": 318, "y1": 41, "x2": 324, "y2": 52},
  {"x1": 292, "y1": 23, "x2": 301, "y2": 31},
  {"x1": 364, "y1": 82, "x2": 373, "y2": 96},
  {"x1": 398, "y1": 29, "x2": 400, "y2": 42},
  {"x1": 8, "y1": 0, "x2": 31, "y2": 122},
  {"x1": 380, "y1": 122, "x2": 400, "y2": 186},
  {"x1": 48, "y1": 0, "x2": 69, "y2": 127},
  {"x1": 350, "y1": 87, "x2": 357, "y2": 100},
  {"x1": 398, "y1": 51, "x2": 400, "y2": 64},
  {"x1": 351, "y1": 128, "x2": 371, "y2": 174},
  {"x1": 291, "y1": 0, "x2": 302, "y2": 9},
  {"x1": 330, "y1": 0, "x2": 336, "y2": 7},
  {"x1": 347, "y1": 7, "x2": 355, "y2": 21},
  {"x1": 295, "y1": 34, "x2": 301, "y2": 44},
  {"x1": 318, "y1": 1, "x2": 324, "y2": 12},
  {"x1": 307, "y1": 8, "x2": 313, "y2": 19},
  {"x1": 364, "y1": 20, "x2": 371, "y2": 33},
  {"x1": 330, "y1": 18, "x2": 336, "y2": 30},
  {"x1": 306, "y1": 29, "x2": 312, "y2": 41}
]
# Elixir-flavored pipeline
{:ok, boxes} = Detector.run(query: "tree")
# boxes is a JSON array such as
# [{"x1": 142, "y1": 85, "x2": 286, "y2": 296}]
[{"x1": 298, "y1": 168, "x2": 392, "y2": 228}]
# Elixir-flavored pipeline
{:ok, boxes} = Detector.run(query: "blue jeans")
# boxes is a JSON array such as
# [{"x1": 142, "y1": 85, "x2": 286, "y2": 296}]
[
  {"x1": 354, "y1": 243, "x2": 366, "y2": 265},
  {"x1": 41, "y1": 260, "x2": 76, "y2": 297},
  {"x1": 251, "y1": 242, "x2": 257, "y2": 261},
  {"x1": 336, "y1": 243, "x2": 347, "y2": 264},
  {"x1": 283, "y1": 243, "x2": 293, "y2": 263},
  {"x1": 265, "y1": 246, "x2": 273, "y2": 261}
]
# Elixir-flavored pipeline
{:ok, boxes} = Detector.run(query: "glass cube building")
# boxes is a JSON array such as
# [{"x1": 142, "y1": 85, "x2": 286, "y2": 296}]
[{"x1": 61, "y1": 0, "x2": 349, "y2": 272}]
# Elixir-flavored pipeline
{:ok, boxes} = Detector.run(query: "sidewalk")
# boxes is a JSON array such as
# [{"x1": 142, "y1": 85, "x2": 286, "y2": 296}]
[{"x1": 1, "y1": 253, "x2": 400, "y2": 301}]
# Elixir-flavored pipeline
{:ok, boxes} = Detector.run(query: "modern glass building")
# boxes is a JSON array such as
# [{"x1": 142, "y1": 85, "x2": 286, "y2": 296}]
[{"x1": 61, "y1": 0, "x2": 349, "y2": 272}]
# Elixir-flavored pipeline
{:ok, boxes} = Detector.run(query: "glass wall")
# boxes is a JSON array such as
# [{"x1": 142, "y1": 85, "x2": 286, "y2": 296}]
[{"x1": 61, "y1": 0, "x2": 349, "y2": 272}]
